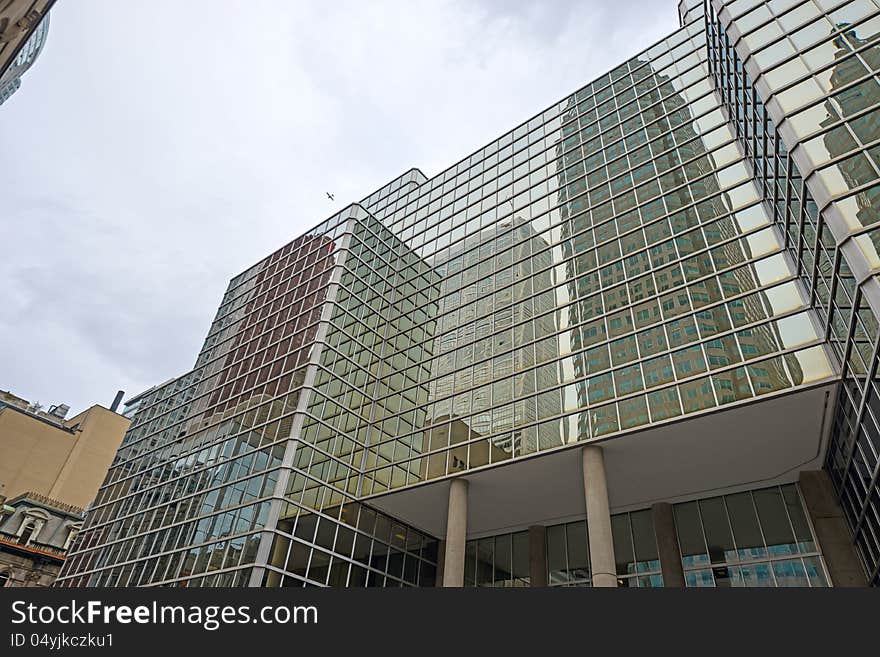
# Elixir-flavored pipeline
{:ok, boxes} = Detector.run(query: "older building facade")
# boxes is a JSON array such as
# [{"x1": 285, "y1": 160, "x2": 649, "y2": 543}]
[
  {"x1": 58, "y1": 0, "x2": 880, "y2": 588},
  {"x1": 0, "y1": 390, "x2": 128, "y2": 588},
  {"x1": 0, "y1": 492, "x2": 84, "y2": 588}
]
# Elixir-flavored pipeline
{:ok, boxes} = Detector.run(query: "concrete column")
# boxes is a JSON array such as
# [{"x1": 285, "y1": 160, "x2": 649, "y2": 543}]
[
  {"x1": 582, "y1": 445, "x2": 617, "y2": 587},
  {"x1": 799, "y1": 470, "x2": 867, "y2": 587},
  {"x1": 528, "y1": 525, "x2": 547, "y2": 587},
  {"x1": 651, "y1": 502, "x2": 685, "y2": 587},
  {"x1": 442, "y1": 478, "x2": 468, "y2": 587}
]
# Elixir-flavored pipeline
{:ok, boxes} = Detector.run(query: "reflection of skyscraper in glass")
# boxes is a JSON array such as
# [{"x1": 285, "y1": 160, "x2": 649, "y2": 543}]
[
  {"x1": 426, "y1": 216, "x2": 561, "y2": 472},
  {"x1": 706, "y1": 0, "x2": 880, "y2": 586},
  {"x1": 819, "y1": 23, "x2": 880, "y2": 229},
  {"x1": 0, "y1": 12, "x2": 49, "y2": 106},
  {"x1": 58, "y1": 1, "x2": 878, "y2": 589},
  {"x1": 559, "y1": 45, "x2": 796, "y2": 438}
]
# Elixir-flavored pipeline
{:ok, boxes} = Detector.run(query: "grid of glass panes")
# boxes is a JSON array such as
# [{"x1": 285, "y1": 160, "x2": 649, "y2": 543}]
[
  {"x1": 57, "y1": 369, "x2": 278, "y2": 588},
  {"x1": 57, "y1": 206, "x2": 437, "y2": 588},
  {"x1": 356, "y1": 14, "x2": 834, "y2": 497},
  {"x1": 289, "y1": 209, "x2": 441, "y2": 508},
  {"x1": 826, "y1": 326, "x2": 880, "y2": 584},
  {"x1": 263, "y1": 501, "x2": 438, "y2": 587},
  {"x1": 680, "y1": 0, "x2": 707, "y2": 25},
  {"x1": 464, "y1": 510, "x2": 660, "y2": 588},
  {"x1": 362, "y1": 168, "x2": 428, "y2": 220},
  {"x1": 674, "y1": 484, "x2": 830, "y2": 586},
  {"x1": 268, "y1": 209, "x2": 440, "y2": 587},
  {"x1": 611, "y1": 510, "x2": 664, "y2": 586},
  {"x1": 546, "y1": 521, "x2": 593, "y2": 587},
  {"x1": 56, "y1": 222, "x2": 346, "y2": 587},
  {"x1": 714, "y1": 0, "x2": 880, "y2": 584},
  {"x1": 58, "y1": 230, "x2": 338, "y2": 586},
  {"x1": 56, "y1": 1, "x2": 880, "y2": 589},
  {"x1": 706, "y1": 8, "x2": 878, "y2": 578},
  {"x1": 464, "y1": 531, "x2": 530, "y2": 587},
  {"x1": 708, "y1": 3, "x2": 824, "y2": 306},
  {"x1": 707, "y1": 0, "x2": 877, "y2": 364},
  {"x1": 715, "y1": 0, "x2": 880, "y2": 255}
]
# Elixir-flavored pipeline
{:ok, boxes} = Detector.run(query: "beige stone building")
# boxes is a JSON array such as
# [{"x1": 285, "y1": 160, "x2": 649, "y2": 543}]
[
  {"x1": 0, "y1": 390, "x2": 130, "y2": 509},
  {"x1": 0, "y1": 390, "x2": 129, "y2": 587}
]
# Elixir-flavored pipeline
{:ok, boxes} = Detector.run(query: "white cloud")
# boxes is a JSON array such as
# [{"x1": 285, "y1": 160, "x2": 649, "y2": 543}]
[{"x1": 0, "y1": 0, "x2": 678, "y2": 413}]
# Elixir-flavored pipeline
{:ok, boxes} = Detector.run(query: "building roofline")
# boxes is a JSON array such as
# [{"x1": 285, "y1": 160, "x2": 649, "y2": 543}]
[
  {"x1": 3, "y1": 491, "x2": 85, "y2": 517},
  {"x1": 0, "y1": 401, "x2": 75, "y2": 433}
]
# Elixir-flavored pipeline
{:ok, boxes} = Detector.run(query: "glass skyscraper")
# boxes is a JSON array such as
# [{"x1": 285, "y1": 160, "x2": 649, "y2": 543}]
[{"x1": 57, "y1": 0, "x2": 880, "y2": 588}]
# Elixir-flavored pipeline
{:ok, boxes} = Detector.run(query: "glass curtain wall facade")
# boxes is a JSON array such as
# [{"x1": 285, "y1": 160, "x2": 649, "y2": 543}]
[
  {"x1": 353, "y1": 13, "x2": 833, "y2": 497},
  {"x1": 706, "y1": 0, "x2": 880, "y2": 585},
  {"x1": 464, "y1": 510, "x2": 663, "y2": 588},
  {"x1": 58, "y1": 205, "x2": 441, "y2": 587},
  {"x1": 464, "y1": 484, "x2": 827, "y2": 588},
  {"x1": 56, "y1": 0, "x2": 880, "y2": 588}
]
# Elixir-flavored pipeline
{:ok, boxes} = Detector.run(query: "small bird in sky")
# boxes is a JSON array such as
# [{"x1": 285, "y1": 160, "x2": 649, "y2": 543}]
[{"x1": 326, "y1": 192, "x2": 335, "y2": 201}]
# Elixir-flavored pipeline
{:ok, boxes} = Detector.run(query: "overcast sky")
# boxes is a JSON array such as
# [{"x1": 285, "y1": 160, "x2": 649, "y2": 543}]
[{"x1": 0, "y1": 0, "x2": 679, "y2": 415}]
